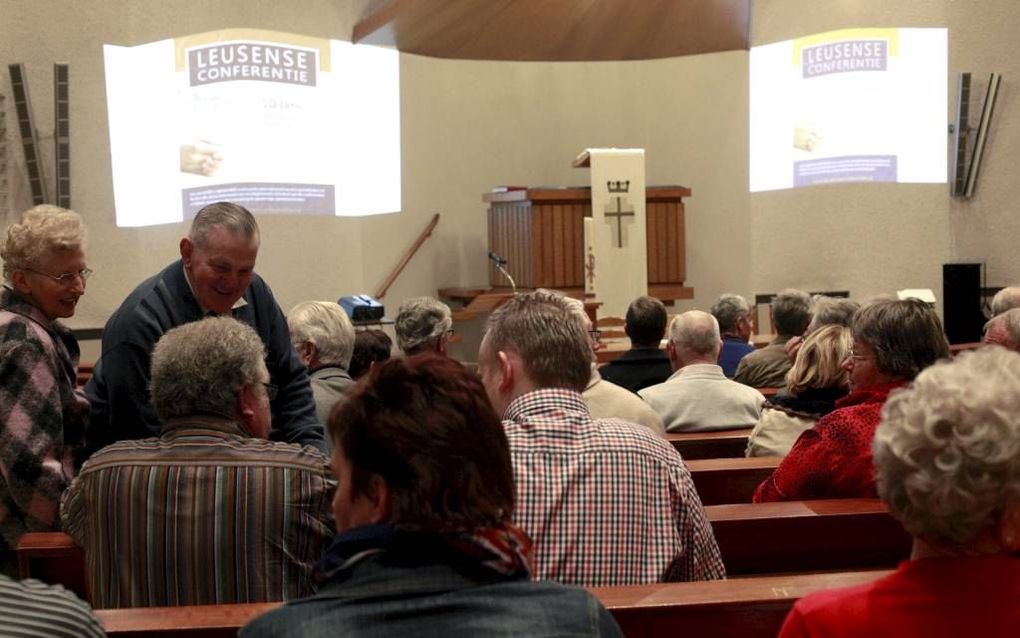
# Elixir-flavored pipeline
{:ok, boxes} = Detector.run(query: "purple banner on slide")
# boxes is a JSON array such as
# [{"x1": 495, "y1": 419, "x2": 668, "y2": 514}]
[
  {"x1": 182, "y1": 182, "x2": 335, "y2": 218},
  {"x1": 794, "y1": 155, "x2": 897, "y2": 187}
]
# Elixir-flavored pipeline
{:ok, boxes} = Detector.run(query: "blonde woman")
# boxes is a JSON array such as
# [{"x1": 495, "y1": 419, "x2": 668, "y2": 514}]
[
  {"x1": 0, "y1": 205, "x2": 91, "y2": 558},
  {"x1": 746, "y1": 325, "x2": 851, "y2": 457}
]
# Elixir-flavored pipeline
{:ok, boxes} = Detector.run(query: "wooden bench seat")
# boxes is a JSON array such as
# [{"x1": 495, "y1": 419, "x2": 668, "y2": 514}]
[
  {"x1": 705, "y1": 499, "x2": 911, "y2": 575},
  {"x1": 667, "y1": 427, "x2": 753, "y2": 459},
  {"x1": 687, "y1": 456, "x2": 781, "y2": 505},
  {"x1": 95, "y1": 570, "x2": 889, "y2": 637}
]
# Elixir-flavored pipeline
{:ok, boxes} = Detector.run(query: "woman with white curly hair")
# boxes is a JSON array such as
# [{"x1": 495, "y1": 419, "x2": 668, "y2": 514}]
[
  {"x1": 0, "y1": 205, "x2": 91, "y2": 566},
  {"x1": 779, "y1": 346, "x2": 1020, "y2": 636}
]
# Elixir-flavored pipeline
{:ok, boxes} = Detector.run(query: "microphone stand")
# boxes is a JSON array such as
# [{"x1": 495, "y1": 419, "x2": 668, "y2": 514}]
[{"x1": 489, "y1": 253, "x2": 517, "y2": 295}]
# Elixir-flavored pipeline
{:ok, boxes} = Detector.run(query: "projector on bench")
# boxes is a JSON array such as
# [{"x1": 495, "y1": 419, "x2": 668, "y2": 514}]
[{"x1": 339, "y1": 295, "x2": 385, "y2": 323}]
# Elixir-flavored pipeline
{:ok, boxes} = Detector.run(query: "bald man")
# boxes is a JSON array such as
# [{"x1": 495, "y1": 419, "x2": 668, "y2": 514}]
[{"x1": 640, "y1": 311, "x2": 764, "y2": 433}]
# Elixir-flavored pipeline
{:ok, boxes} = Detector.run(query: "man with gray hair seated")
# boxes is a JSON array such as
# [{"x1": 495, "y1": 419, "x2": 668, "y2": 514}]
[
  {"x1": 990, "y1": 285, "x2": 1020, "y2": 317},
  {"x1": 289, "y1": 301, "x2": 357, "y2": 426},
  {"x1": 785, "y1": 296, "x2": 860, "y2": 361},
  {"x1": 711, "y1": 293, "x2": 755, "y2": 378},
  {"x1": 640, "y1": 311, "x2": 764, "y2": 433},
  {"x1": 734, "y1": 288, "x2": 811, "y2": 388},
  {"x1": 63, "y1": 317, "x2": 335, "y2": 608},
  {"x1": 394, "y1": 296, "x2": 453, "y2": 356},
  {"x1": 982, "y1": 307, "x2": 1020, "y2": 352}
]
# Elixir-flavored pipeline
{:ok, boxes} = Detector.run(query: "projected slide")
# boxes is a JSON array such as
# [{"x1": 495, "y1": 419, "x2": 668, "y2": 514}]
[
  {"x1": 104, "y1": 29, "x2": 400, "y2": 227},
  {"x1": 750, "y1": 28, "x2": 947, "y2": 192}
]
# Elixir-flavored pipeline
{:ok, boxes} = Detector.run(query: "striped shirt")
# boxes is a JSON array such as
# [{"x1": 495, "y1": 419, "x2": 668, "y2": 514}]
[
  {"x1": 61, "y1": 416, "x2": 335, "y2": 609},
  {"x1": 0, "y1": 574, "x2": 105, "y2": 637},
  {"x1": 503, "y1": 389, "x2": 725, "y2": 587}
]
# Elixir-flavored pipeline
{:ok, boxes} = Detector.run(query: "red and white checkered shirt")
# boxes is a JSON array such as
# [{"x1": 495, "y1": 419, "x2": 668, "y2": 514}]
[{"x1": 503, "y1": 388, "x2": 725, "y2": 587}]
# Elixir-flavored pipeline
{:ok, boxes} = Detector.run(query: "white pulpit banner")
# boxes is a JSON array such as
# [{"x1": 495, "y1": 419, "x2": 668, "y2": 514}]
[{"x1": 580, "y1": 148, "x2": 647, "y2": 318}]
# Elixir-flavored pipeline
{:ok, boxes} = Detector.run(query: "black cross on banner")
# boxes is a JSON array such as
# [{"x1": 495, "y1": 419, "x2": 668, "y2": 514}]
[{"x1": 604, "y1": 196, "x2": 635, "y2": 248}]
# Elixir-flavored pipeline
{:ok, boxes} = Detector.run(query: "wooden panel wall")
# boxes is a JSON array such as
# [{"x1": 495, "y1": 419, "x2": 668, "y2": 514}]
[
  {"x1": 532, "y1": 203, "x2": 587, "y2": 289},
  {"x1": 647, "y1": 200, "x2": 686, "y2": 284},
  {"x1": 488, "y1": 202, "x2": 532, "y2": 287}
]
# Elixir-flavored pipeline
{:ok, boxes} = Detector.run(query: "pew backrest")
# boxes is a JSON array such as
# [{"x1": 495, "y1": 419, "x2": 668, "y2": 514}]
[
  {"x1": 17, "y1": 531, "x2": 88, "y2": 601},
  {"x1": 705, "y1": 499, "x2": 912, "y2": 575},
  {"x1": 667, "y1": 427, "x2": 753, "y2": 460},
  {"x1": 687, "y1": 456, "x2": 781, "y2": 505}
]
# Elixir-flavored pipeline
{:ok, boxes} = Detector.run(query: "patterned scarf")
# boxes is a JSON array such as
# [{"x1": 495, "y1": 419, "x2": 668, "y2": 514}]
[{"x1": 315, "y1": 521, "x2": 534, "y2": 582}]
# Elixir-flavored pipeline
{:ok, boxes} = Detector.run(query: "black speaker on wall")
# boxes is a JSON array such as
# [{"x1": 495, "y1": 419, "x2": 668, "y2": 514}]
[{"x1": 943, "y1": 263, "x2": 985, "y2": 344}]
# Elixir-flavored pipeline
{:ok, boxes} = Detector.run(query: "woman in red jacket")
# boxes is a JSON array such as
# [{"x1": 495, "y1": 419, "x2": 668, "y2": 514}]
[
  {"x1": 779, "y1": 347, "x2": 1020, "y2": 637},
  {"x1": 754, "y1": 298, "x2": 949, "y2": 501}
]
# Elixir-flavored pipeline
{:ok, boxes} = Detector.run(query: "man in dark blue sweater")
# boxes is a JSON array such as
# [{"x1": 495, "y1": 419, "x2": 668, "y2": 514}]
[{"x1": 84, "y1": 202, "x2": 324, "y2": 456}]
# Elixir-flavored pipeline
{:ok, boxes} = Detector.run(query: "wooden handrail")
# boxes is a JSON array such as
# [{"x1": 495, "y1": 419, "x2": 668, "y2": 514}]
[{"x1": 374, "y1": 212, "x2": 440, "y2": 299}]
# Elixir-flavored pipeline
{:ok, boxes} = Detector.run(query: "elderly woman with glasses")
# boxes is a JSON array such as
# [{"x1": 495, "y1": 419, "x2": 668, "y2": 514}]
[
  {"x1": 0, "y1": 205, "x2": 91, "y2": 559},
  {"x1": 779, "y1": 347, "x2": 1020, "y2": 636},
  {"x1": 754, "y1": 299, "x2": 950, "y2": 502}
]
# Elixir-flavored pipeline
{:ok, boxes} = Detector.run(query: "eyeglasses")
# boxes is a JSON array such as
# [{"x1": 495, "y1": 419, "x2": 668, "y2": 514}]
[
  {"x1": 261, "y1": 382, "x2": 278, "y2": 401},
  {"x1": 27, "y1": 267, "x2": 93, "y2": 286},
  {"x1": 588, "y1": 329, "x2": 602, "y2": 341},
  {"x1": 846, "y1": 350, "x2": 875, "y2": 362}
]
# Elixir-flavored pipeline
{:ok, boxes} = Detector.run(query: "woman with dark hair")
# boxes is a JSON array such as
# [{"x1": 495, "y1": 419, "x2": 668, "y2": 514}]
[
  {"x1": 779, "y1": 347, "x2": 1020, "y2": 635},
  {"x1": 754, "y1": 299, "x2": 950, "y2": 501},
  {"x1": 242, "y1": 354, "x2": 621, "y2": 637}
]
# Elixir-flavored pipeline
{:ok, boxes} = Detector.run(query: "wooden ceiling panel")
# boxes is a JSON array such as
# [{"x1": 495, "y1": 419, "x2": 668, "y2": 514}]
[{"x1": 353, "y1": 0, "x2": 751, "y2": 61}]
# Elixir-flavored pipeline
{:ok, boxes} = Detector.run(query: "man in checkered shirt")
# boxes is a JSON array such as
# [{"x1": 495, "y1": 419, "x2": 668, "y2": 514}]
[{"x1": 478, "y1": 290, "x2": 725, "y2": 586}]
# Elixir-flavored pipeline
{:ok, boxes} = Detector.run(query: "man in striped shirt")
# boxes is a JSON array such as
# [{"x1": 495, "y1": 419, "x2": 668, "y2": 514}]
[
  {"x1": 61, "y1": 317, "x2": 335, "y2": 608},
  {"x1": 477, "y1": 291, "x2": 725, "y2": 587},
  {"x1": 0, "y1": 575, "x2": 104, "y2": 637}
]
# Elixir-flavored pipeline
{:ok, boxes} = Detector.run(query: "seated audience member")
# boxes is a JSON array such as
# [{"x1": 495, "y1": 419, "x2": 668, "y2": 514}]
[
  {"x1": 349, "y1": 329, "x2": 392, "y2": 379},
  {"x1": 982, "y1": 308, "x2": 1020, "y2": 352},
  {"x1": 755, "y1": 299, "x2": 950, "y2": 502},
  {"x1": 85, "y1": 202, "x2": 324, "y2": 454},
  {"x1": 599, "y1": 295, "x2": 673, "y2": 391},
  {"x1": 288, "y1": 301, "x2": 357, "y2": 426},
  {"x1": 779, "y1": 347, "x2": 1020, "y2": 637},
  {"x1": 0, "y1": 574, "x2": 104, "y2": 637},
  {"x1": 558, "y1": 296, "x2": 664, "y2": 435},
  {"x1": 990, "y1": 285, "x2": 1020, "y2": 316},
  {"x1": 241, "y1": 354, "x2": 623, "y2": 638},
  {"x1": 0, "y1": 206, "x2": 90, "y2": 562},
  {"x1": 479, "y1": 291, "x2": 724, "y2": 585},
  {"x1": 62, "y1": 317, "x2": 334, "y2": 608},
  {"x1": 710, "y1": 293, "x2": 755, "y2": 377},
  {"x1": 746, "y1": 325, "x2": 851, "y2": 457},
  {"x1": 785, "y1": 296, "x2": 860, "y2": 361},
  {"x1": 640, "y1": 311, "x2": 764, "y2": 433},
  {"x1": 394, "y1": 296, "x2": 453, "y2": 356},
  {"x1": 734, "y1": 288, "x2": 811, "y2": 388}
]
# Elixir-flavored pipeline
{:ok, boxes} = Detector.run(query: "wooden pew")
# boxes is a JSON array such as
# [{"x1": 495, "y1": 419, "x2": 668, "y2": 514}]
[
  {"x1": 94, "y1": 570, "x2": 890, "y2": 637},
  {"x1": 17, "y1": 531, "x2": 88, "y2": 601},
  {"x1": 706, "y1": 499, "x2": 912, "y2": 576},
  {"x1": 687, "y1": 456, "x2": 781, "y2": 505},
  {"x1": 99, "y1": 602, "x2": 280, "y2": 637},
  {"x1": 593, "y1": 569, "x2": 888, "y2": 638},
  {"x1": 77, "y1": 361, "x2": 95, "y2": 388},
  {"x1": 667, "y1": 427, "x2": 753, "y2": 460}
]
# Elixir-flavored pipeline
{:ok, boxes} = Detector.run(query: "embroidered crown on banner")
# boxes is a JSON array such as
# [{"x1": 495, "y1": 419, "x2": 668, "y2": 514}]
[{"x1": 607, "y1": 180, "x2": 630, "y2": 193}]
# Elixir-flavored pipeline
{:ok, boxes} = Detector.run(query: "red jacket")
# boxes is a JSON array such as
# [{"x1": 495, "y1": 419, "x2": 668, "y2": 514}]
[{"x1": 753, "y1": 381, "x2": 907, "y2": 502}]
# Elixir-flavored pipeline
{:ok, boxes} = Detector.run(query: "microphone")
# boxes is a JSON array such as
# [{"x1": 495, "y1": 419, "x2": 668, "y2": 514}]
[{"x1": 488, "y1": 251, "x2": 517, "y2": 294}]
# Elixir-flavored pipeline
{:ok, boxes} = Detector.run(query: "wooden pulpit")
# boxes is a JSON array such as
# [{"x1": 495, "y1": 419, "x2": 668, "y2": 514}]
[{"x1": 483, "y1": 186, "x2": 693, "y2": 301}]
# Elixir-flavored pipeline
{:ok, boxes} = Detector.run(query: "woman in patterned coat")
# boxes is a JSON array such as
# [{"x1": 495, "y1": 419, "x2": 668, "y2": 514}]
[{"x1": 0, "y1": 205, "x2": 90, "y2": 563}]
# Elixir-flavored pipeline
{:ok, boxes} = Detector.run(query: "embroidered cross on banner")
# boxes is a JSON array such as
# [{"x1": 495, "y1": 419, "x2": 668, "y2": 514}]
[{"x1": 604, "y1": 196, "x2": 635, "y2": 248}]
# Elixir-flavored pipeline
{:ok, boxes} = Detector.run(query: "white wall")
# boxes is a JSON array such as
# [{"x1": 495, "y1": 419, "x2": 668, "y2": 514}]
[{"x1": 3, "y1": 0, "x2": 1015, "y2": 362}]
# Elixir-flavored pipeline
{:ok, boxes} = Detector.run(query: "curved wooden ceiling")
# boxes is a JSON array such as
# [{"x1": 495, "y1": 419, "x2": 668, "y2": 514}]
[{"x1": 353, "y1": 0, "x2": 751, "y2": 61}]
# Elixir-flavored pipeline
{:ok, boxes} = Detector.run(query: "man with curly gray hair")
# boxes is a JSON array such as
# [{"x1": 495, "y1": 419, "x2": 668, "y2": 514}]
[
  {"x1": 62, "y1": 317, "x2": 334, "y2": 608},
  {"x1": 394, "y1": 296, "x2": 453, "y2": 356},
  {"x1": 779, "y1": 346, "x2": 1020, "y2": 636}
]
